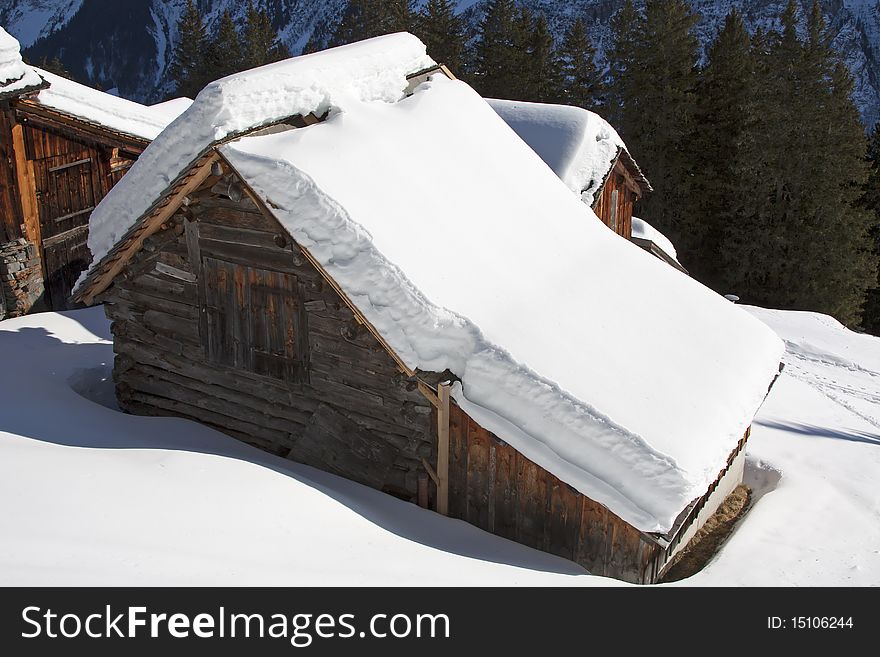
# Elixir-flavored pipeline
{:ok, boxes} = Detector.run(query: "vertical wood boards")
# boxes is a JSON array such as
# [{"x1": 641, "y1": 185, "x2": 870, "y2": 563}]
[
  {"x1": 6, "y1": 113, "x2": 146, "y2": 309},
  {"x1": 465, "y1": 418, "x2": 489, "y2": 530},
  {"x1": 10, "y1": 123, "x2": 40, "y2": 251},
  {"x1": 447, "y1": 402, "x2": 467, "y2": 519},
  {"x1": 446, "y1": 401, "x2": 661, "y2": 583},
  {"x1": 436, "y1": 382, "x2": 450, "y2": 516},
  {"x1": 203, "y1": 256, "x2": 309, "y2": 383},
  {"x1": 32, "y1": 143, "x2": 101, "y2": 309},
  {"x1": 0, "y1": 108, "x2": 23, "y2": 242},
  {"x1": 590, "y1": 159, "x2": 640, "y2": 240}
]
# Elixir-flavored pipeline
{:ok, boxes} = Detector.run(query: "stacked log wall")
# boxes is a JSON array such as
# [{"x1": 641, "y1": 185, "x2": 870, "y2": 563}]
[
  {"x1": 103, "y1": 171, "x2": 435, "y2": 501},
  {"x1": 446, "y1": 402, "x2": 662, "y2": 584}
]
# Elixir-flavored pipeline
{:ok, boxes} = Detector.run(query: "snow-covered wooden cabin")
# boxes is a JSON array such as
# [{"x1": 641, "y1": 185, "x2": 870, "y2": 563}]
[
  {"x1": 489, "y1": 98, "x2": 651, "y2": 241},
  {"x1": 0, "y1": 26, "x2": 190, "y2": 317},
  {"x1": 73, "y1": 34, "x2": 784, "y2": 584}
]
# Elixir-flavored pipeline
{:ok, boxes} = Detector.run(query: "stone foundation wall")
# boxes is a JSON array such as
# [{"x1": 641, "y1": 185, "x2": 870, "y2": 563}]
[{"x1": 0, "y1": 238, "x2": 43, "y2": 320}]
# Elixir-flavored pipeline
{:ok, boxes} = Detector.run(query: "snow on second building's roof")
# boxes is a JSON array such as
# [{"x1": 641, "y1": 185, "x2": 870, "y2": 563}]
[
  {"x1": 32, "y1": 68, "x2": 186, "y2": 141},
  {"x1": 1, "y1": 25, "x2": 187, "y2": 139},
  {"x1": 79, "y1": 34, "x2": 783, "y2": 535},
  {"x1": 149, "y1": 97, "x2": 194, "y2": 122},
  {"x1": 488, "y1": 98, "x2": 644, "y2": 205},
  {"x1": 632, "y1": 216, "x2": 678, "y2": 262},
  {"x1": 0, "y1": 25, "x2": 44, "y2": 99}
]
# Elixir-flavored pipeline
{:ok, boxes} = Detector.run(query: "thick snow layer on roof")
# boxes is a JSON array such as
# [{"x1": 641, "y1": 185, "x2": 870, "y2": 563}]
[
  {"x1": 78, "y1": 33, "x2": 434, "y2": 286},
  {"x1": 488, "y1": 98, "x2": 624, "y2": 205},
  {"x1": 632, "y1": 216, "x2": 678, "y2": 261},
  {"x1": 149, "y1": 97, "x2": 194, "y2": 121},
  {"x1": 32, "y1": 68, "x2": 183, "y2": 141},
  {"x1": 0, "y1": 25, "x2": 43, "y2": 97},
  {"x1": 221, "y1": 75, "x2": 784, "y2": 533}
]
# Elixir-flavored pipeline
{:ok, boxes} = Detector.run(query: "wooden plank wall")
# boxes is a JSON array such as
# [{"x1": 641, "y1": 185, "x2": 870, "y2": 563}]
[
  {"x1": 591, "y1": 161, "x2": 636, "y2": 240},
  {"x1": 16, "y1": 118, "x2": 121, "y2": 308},
  {"x1": 446, "y1": 402, "x2": 661, "y2": 584},
  {"x1": 0, "y1": 107, "x2": 23, "y2": 243},
  {"x1": 104, "y1": 170, "x2": 435, "y2": 501}
]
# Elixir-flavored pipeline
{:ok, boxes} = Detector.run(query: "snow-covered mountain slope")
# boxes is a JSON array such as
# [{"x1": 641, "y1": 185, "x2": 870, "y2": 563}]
[
  {"x1": 0, "y1": 304, "x2": 877, "y2": 585},
  {"x1": 1, "y1": 0, "x2": 878, "y2": 125},
  {"x1": 0, "y1": 0, "x2": 80, "y2": 48}
]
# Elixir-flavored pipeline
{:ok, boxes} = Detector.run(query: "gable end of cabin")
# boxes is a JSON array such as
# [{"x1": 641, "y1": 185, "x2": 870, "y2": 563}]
[{"x1": 101, "y1": 160, "x2": 437, "y2": 501}]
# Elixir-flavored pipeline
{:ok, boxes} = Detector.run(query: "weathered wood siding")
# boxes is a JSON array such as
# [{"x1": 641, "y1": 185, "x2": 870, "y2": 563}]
[
  {"x1": 104, "y1": 170, "x2": 435, "y2": 501},
  {"x1": 0, "y1": 107, "x2": 23, "y2": 243},
  {"x1": 21, "y1": 118, "x2": 117, "y2": 309},
  {"x1": 1, "y1": 102, "x2": 147, "y2": 310},
  {"x1": 445, "y1": 401, "x2": 662, "y2": 584},
  {"x1": 591, "y1": 160, "x2": 638, "y2": 240}
]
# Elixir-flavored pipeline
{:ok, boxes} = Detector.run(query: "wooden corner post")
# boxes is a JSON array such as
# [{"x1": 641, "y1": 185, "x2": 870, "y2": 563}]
[{"x1": 437, "y1": 381, "x2": 451, "y2": 516}]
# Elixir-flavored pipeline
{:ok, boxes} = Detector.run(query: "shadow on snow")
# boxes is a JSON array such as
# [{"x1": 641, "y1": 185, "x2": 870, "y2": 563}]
[
  {"x1": 754, "y1": 418, "x2": 880, "y2": 446},
  {"x1": 0, "y1": 316, "x2": 585, "y2": 578}
]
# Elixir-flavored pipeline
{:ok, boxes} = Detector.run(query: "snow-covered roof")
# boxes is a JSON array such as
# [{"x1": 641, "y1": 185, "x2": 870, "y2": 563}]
[
  {"x1": 31, "y1": 68, "x2": 186, "y2": 141},
  {"x1": 1, "y1": 25, "x2": 186, "y2": 139},
  {"x1": 77, "y1": 33, "x2": 784, "y2": 535},
  {"x1": 0, "y1": 25, "x2": 44, "y2": 99},
  {"x1": 488, "y1": 98, "x2": 649, "y2": 205},
  {"x1": 631, "y1": 216, "x2": 678, "y2": 262},
  {"x1": 79, "y1": 33, "x2": 434, "y2": 275},
  {"x1": 149, "y1": 97, "x2": 194, "y2": 122}
]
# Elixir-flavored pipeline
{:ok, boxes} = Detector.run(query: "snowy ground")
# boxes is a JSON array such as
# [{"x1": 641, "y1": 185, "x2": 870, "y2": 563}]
[{"x1": 0, "y1": 305, "x2": 877, "y2": 586}]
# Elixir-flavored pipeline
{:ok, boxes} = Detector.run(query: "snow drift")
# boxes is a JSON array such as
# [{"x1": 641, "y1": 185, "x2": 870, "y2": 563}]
[{"x1": 488, "y1": 98, "x2": 628, "y2": 205}]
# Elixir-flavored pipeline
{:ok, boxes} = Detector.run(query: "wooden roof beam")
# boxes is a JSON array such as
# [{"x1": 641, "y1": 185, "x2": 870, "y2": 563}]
[{"x1": 79, "y1": 151, "x2": 218, "y2": 305}]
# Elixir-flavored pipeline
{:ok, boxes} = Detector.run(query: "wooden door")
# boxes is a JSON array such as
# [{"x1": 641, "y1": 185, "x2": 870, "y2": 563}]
[
  {"x1": 33, "y1": 149, "x2": 100, "y2": 309},
  {"x1": 202, "y1": 256, "x2": 309, "y2": 383}
]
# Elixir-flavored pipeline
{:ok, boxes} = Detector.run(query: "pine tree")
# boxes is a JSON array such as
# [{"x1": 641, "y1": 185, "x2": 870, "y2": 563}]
[
  {"x1": 415, "y1": 0, "x2": 466, "y2": 72},
  {"x1": 206, "y1": 10, "x2": 243, "y2": 82},
  {"x1": 718, "y1": 0, "x2": 874, "y2": 324},
  {"x1": 606, "y1": 0, "x2": 641, "y2": 128},
  {"x1": 472, "y1": 0, "x2": 519, "y2": 98},
  {"x1": 385, "y1": 0, "x2": 415, "y2": 33},
  {"x1": 242, "y1": 2, "x2": 289, "y2": 69},
  {"x1": 330, "y1": 0, "x2": 413, "y2": 47},
  {"x1": 559, "y1": 18, "x2": 603, "y2": 111},
  {"x1": 169, "y1": 0, "x2": 209, "y2": 98},
  {"x1": 809, "y1": 59, "x2": 874, "y2": 324},
  {"x1": 27, "y1": 54, "x2": 74, "y2": 80},
  {"x1": 609, "y1": 0, "x2": 699, "y2": 257},
  {"x1": 524, "y1": 13, "x2": 563, "y2": 103},
  {"x1": 691, "y1": 9, "x2": 756, "y2": 291},
  {"x1": 862, "y1": 124, "x2": 880, "y2": 334},
  {"x1": 713, "y1": 25, "x2": 779, "y2": 302}
]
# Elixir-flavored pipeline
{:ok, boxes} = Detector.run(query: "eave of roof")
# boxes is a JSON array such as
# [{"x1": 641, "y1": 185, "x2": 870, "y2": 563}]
[
  {"x1": 75, "y1": 64, "x2": 453, "y2": 306},
  {"x1": 631, "y1": 236, "x2": 688, "y2": 274},
  {"x1": 14, "y1": 98, "x2": 151, "y2": 150},
  {"x1": 73, "y1": 111, "x2": 328, "y2": 305},
  {"x1": 0, "y1": 74, "x2": 47, "y2": 102},
  {"x1": 593, "y1": 146, "x2": 652, "y2": 200}
]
